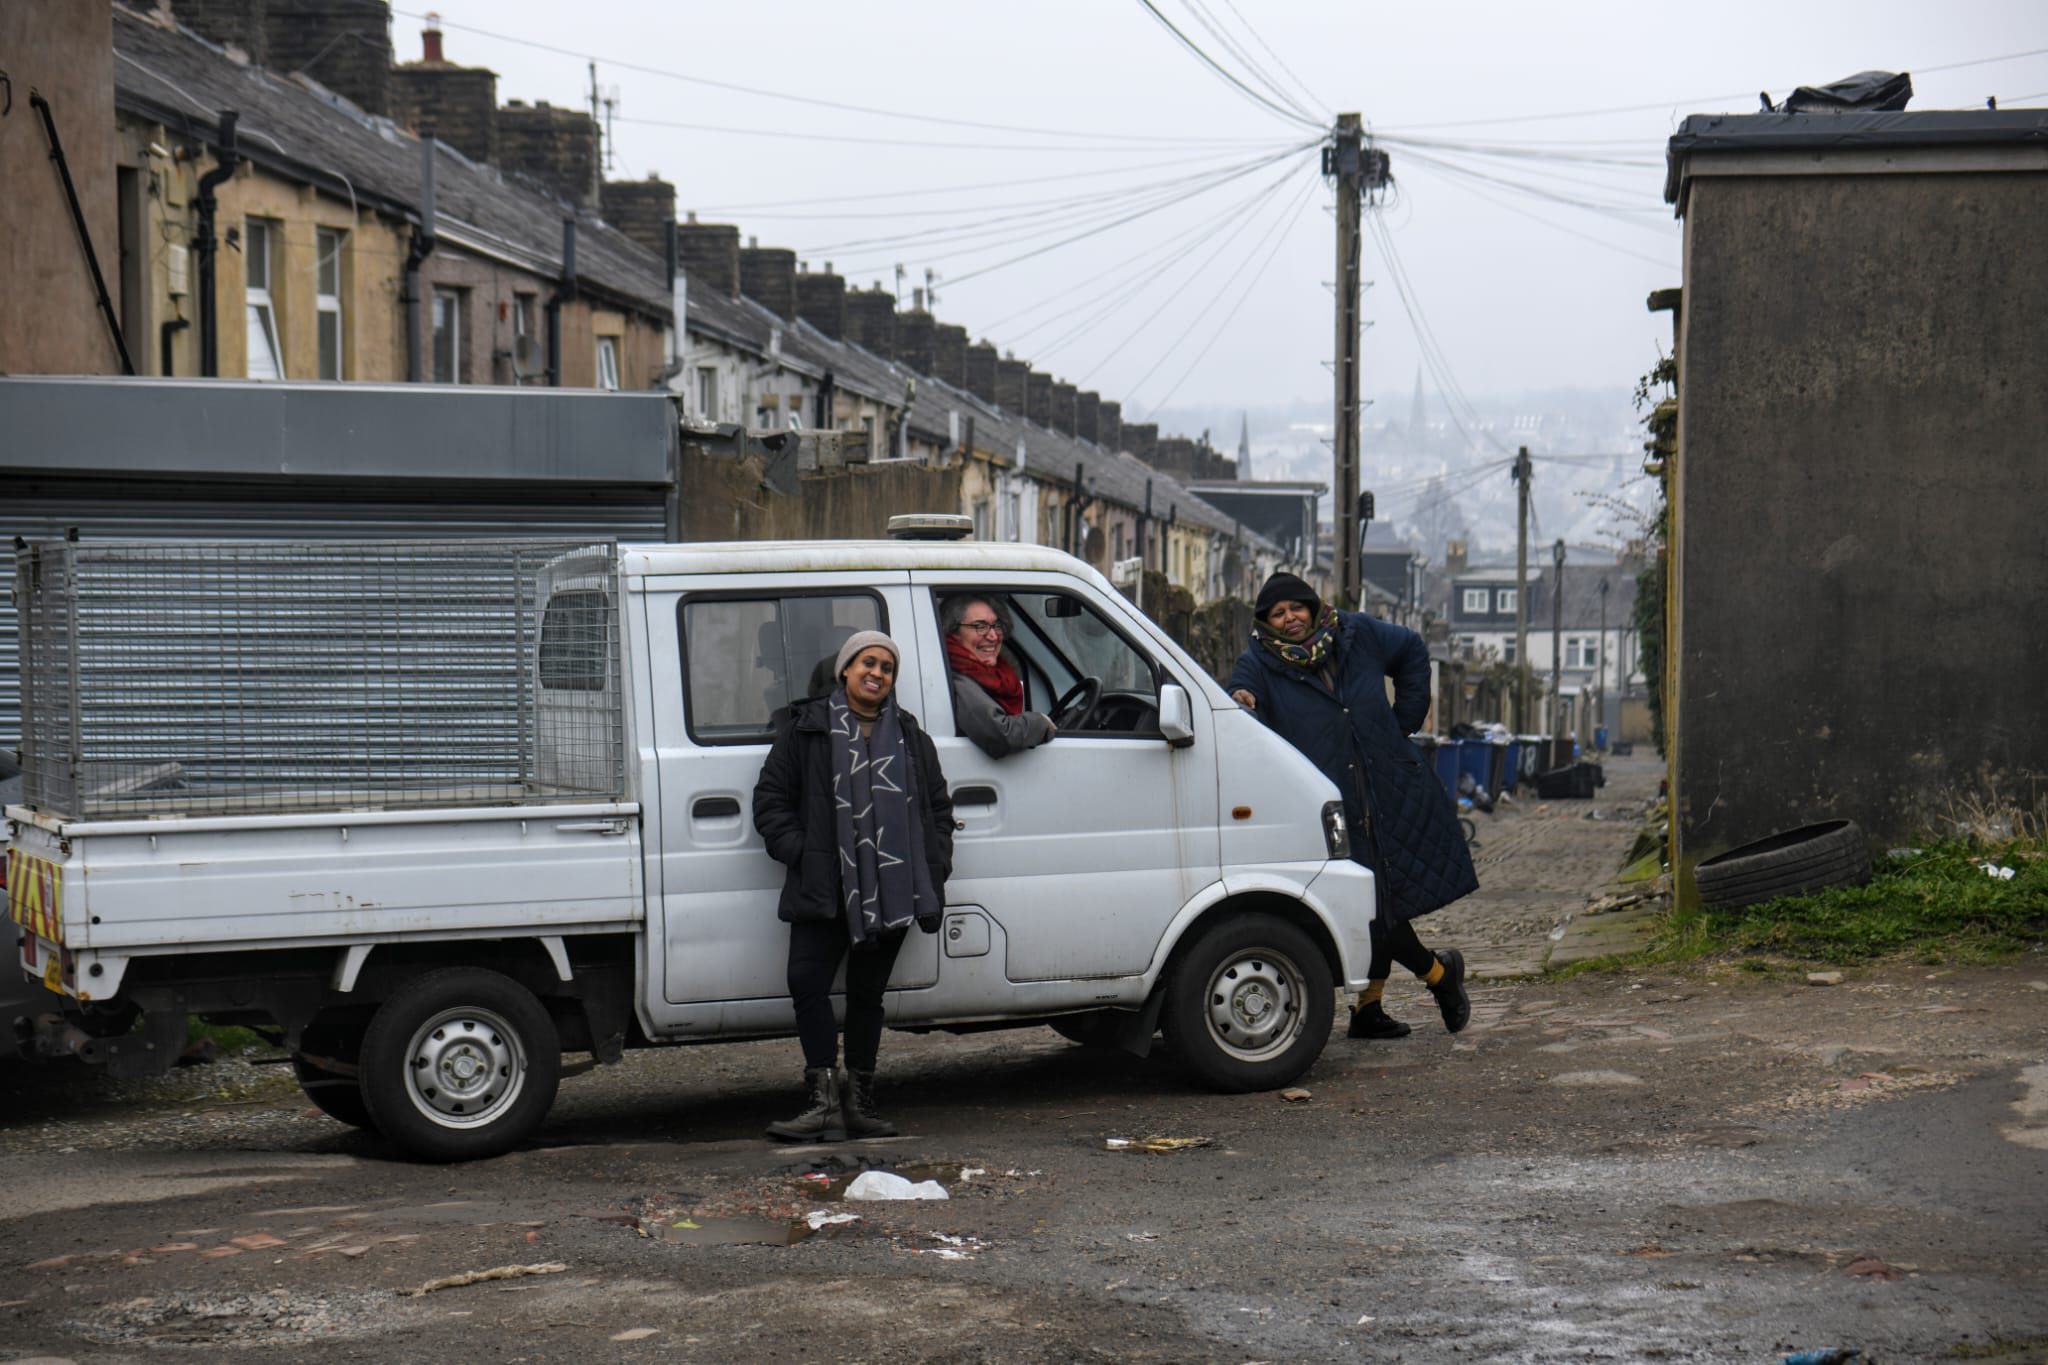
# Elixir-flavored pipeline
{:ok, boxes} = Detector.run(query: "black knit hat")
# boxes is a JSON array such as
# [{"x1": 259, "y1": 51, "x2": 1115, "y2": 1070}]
[{"x1": 1254, "y1": 571, "x2": 1320, "y2": 619}]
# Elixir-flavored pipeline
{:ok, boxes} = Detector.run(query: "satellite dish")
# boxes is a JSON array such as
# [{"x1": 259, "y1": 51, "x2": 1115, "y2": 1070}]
[{"x1": 511, "y1": 334, "x2": 545, "y2": 379}]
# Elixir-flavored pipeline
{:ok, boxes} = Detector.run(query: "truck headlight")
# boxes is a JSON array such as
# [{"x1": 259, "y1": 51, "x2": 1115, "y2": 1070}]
[{"x1": 1321, "y1": 800, "x2": 1350, "y2": 859}]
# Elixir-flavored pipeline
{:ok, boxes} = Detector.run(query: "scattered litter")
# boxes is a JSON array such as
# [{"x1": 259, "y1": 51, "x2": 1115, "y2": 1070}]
[
  {"x1": 1583, "y1": 892, "x2": 1642, "y2": 915},
  {"x1": 1807, "y1": 971, "x2": 1844, "y2": 987},
  {"x1": 1125, "y1": 1232, "x2": 1161, "y2": 1243},
  {"x1": 611, "y1": 1328, "x2": 659, "y2": 1342},
  {"x1": 797, "y1": 1172, "x2": 833, "y2": 1186},
  {"x1": 1978, "y1": 862, "x2": 2016, "y2": 880},
  {"x1": 1357, "y1": 1314, "x2": 1375, "y2": 1324},
  {"x1": 1843, "y1": 1257, "x2": 1898, "y2": 1280},
  {"x1": 909, "y1": 1232, "x2": 989, "y2": 1260},
  {"x1": 1859, "y1": 1071, "x2": 1894, "y2": 1082},
  {"x1": 1104, "y1": 1135, "x2": 1214, "y2": 1153},
  {"x1": 1279, "y1": 1088, "x2": 1312, "y2": 1103},
  {"x1": 959, "y1": 1167, "x2": 987, "y2": 1180},
  {"x1": 844, "y1": 1170, "x2": 949, "y2": 1201},
  {"x1": 1783, "y1": 1349, "x2": 1864, "y2": 1364},
  {"x1": 805, "y1": 1211, "x2": 860, "y2": 1230},
  {"x1": 399, "y1": 1263, "x2": 568, "y2": 1297}
]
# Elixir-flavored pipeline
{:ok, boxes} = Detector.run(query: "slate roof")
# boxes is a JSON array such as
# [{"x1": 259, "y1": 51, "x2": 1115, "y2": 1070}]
[
  {"x1": 1524, "y1": 563, "x2": 1639, "y2": 630},
  {"x1": 110, "y1": 7, "x2": 670, "y2": 317}
]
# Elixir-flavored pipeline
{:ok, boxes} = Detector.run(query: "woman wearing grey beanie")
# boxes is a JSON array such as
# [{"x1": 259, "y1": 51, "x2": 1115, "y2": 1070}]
[{"x1": 751, "y1": 632, "x2": 954, "y2": 1141}]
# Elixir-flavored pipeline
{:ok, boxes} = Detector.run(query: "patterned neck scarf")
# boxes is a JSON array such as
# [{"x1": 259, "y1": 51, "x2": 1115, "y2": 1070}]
[
  {"x1": 1253, "y1": 605, "x2": 1341, "y2": 672},
  {"x1": 828, "y1": 688, "x2": 939, "y2": 946}
]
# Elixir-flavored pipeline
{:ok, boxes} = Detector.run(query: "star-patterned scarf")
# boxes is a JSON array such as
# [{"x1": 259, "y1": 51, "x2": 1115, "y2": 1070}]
[
  {"x1": 1253, "y1": 604, "x2": 1341, "y2": 672},
  {"x1": 828, "y1": 688, "x2": 939, "y2": 946}
]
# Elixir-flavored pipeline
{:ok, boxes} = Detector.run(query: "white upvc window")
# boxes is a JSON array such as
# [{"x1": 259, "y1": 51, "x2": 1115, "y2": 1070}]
[
  {"x1": 1565, "y1": 634, "x2": 1600, "y2": 669},
  {"x1": 1502, "y1": 638, "x2": 1518, "y2": 664},
  {"x1": 595, "y1": 336, "x2": 621, "y2": 391},
  {"x1": 432, "y1": 289, "x2": 462, "y2": 384},
  {"x1": 696, "y1": 365, "x2": 719, "y2": 421},
  {"x1": 244, "y1": 217, "x2": 284, "y2": 380},
  {"x1": 1461, "y1": 588, "x2": 1489, "y2": 613},
  {"x1": 315, "y1": 227, "x2": 344, "y2": 381},
  {"x1": 1496, "y1": 588, "x2": 1517, "y2": 614}
]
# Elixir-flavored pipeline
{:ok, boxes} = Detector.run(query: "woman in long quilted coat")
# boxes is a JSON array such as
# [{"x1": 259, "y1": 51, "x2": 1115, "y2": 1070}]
[{"x1": 1228, "y1": 572, "x2": 1478, "y2": 1039}]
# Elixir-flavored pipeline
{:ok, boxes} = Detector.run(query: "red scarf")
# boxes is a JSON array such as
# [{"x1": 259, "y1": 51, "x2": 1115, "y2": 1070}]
[{"x1": 944, "y1": 632, "x2": 1024, "y2": 715}]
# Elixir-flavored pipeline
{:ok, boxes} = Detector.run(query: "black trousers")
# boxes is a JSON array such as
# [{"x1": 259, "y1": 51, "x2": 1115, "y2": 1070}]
[
  {"x1": 1368, "y1": 915, "x2": 1438, "y2": 981},
  {"x1": 786, "y1": 920, "x2": 907, "y2": 1072}
]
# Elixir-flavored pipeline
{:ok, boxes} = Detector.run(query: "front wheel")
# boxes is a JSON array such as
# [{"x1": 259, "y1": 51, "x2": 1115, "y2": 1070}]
[
  {"x1": 358, "y1": 968, "x2": 560, "y2": 1162},
  {"x1": 1163, "y1": 914, "x2": 1333, "y2": 1092}
]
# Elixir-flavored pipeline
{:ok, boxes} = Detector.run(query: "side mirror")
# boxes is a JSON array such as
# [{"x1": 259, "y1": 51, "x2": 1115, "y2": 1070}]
[{"x1": 1158, "y1": 683, "x2": 1195, "y2": 749}]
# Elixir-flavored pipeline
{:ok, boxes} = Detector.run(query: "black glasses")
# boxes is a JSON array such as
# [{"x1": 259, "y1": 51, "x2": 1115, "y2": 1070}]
[{"x1": 959, "y1": 620, "x2": 1004, "y2": 636}]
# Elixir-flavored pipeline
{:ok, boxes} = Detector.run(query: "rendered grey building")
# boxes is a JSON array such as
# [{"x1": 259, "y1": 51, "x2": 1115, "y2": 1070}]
[{"x1": 1662, "y1": 106, "x2": 2048, "y2": 902}]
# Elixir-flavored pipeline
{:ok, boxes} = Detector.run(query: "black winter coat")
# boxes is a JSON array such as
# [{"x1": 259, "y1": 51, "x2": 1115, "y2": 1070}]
[
  {"x1": 750, "y1": 698, "x2": 955, "y2": 926},
  {"x1": 1227, "y1": 611, "x2": 1478, "y2": 922}
]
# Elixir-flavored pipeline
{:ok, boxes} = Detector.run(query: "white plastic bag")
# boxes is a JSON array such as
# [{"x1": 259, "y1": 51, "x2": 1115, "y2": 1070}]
[{"x1": 843, "y1": 1170, "x2": 949, "y2": 1201}]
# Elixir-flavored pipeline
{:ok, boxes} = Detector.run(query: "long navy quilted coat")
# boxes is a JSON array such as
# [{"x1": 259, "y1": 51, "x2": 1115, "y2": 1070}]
[{"x1": 1227, "y1": 611, "x2": 1478, "y2": 923}]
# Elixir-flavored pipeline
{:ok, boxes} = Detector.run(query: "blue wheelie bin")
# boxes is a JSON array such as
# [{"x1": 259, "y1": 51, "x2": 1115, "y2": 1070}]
[
  {"x1": 1432, "y1": 738, "x2": 1463, "y2": 798},
  {"x1": 1458, "y1": 740, "x2": 1491, "y2": 794},
  {"x1": 1485, "y1": 737, "x2": 1512, "y2": 795}
]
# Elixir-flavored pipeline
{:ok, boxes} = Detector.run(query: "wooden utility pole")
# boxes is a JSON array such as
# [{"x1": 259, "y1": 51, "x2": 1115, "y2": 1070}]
[
  {"x1": 1330, "y1": 113, "x2": 1365, "y2": 609},
  {"x1": 1549, "y1": 538, "x2": 1566, "y2": 742},
  {"x1": 1512, "y1": 445, "x2": 1532, "y2": 730}
]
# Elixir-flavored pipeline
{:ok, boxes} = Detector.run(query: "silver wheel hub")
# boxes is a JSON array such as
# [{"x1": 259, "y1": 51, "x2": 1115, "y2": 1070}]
[
  {"x1": 402, "y1": 1007, "x2": 526, "y2": 1130},
  {"x1": 1204, "y1": 951, "x2": 1306, "y2": 1062}
]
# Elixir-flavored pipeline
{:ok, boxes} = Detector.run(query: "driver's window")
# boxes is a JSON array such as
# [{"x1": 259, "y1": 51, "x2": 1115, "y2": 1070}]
[{"x1": 1009, "y1": 592, "x2": 1159, "y2": 735}]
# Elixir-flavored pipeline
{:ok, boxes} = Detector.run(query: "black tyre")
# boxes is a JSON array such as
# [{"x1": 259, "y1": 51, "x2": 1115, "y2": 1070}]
[
  {"x1": 294, "y1": 1013, "x2": 374, "y2": 1130},
  {"x1": 1694, "y1": 820, "x2": 1871, "y2": 912},
  {"x1": 1162, "y1": 914, "x2": 1334, "y2": 1093},
  {"x1": 358, "y1": 968, "x2": 560, "y2": 1162},
  {"x1": 1048, "y1": 1011, "x2": 1124, "y2": 1048}
]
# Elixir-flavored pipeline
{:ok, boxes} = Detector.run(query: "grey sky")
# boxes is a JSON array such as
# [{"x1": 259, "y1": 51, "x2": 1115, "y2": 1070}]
[{"x1": 410, "y1": 1, "x2": 2046, "y2": 420}]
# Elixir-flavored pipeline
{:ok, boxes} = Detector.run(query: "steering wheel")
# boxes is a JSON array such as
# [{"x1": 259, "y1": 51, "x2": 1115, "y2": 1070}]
[{"x1": 1051, "y1": 676, "x2": 1102, "y2": 732}]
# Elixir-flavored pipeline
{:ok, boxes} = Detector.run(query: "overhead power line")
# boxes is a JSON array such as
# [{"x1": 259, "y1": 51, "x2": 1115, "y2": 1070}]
[
  {"x1": 394, "y1": 7, "x2": 1279, "y2": 145},
  {"x1": 1175, "y1": 0, "x2": 1322, "y2": 126},
  {"x1": 1131, "y1": 0, "x2": 1327, "y2": 131},
  {"x1": 1216, "y1": 0, "x2": 1332, "y2": 120}
]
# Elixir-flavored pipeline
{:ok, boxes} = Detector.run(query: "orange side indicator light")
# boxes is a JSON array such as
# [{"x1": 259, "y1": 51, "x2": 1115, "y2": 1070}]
[{"x1": 1231, "y1": 806, "x2": 1252, "y2": 821}]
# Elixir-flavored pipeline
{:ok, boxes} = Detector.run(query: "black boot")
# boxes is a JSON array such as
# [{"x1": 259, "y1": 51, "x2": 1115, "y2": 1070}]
[
  {"x1": 1347, "y1": 999, "x2": 1412, "y2": 1039},
  {"x1": 1429, "y1": 949, "x2": 1471, "y2": 1034},
  {"x1": 838, "y1": 1067, "x2": 898, "y2": 1139},
  {"x1": 766, "y1": 1067, "x2": 845, "y2": 1143}
]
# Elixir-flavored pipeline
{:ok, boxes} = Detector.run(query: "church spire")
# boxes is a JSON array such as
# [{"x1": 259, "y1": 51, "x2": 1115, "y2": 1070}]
[
  {"x1": 1408, "y1": 367, "x2": 1428, "y2": 443},
  {"x1": 1237, "y1": 412, "x2": 1251, "y2": 481}
]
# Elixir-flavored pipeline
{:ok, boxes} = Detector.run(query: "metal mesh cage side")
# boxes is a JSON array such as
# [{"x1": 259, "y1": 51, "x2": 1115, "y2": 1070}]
[{"x1": 533, "y1": 546, "x2": 627, "y2": 798}]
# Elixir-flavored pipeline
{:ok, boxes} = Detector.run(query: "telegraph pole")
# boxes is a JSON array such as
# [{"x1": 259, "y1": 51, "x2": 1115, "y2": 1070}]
[
  {"x1": 1326, "y1": 115, "x2": 1389, "y2": 610},
  {"x1": 1512, "y1": 445, "x2": 1532, "y2": 731},
  {"x1": 1330, "y1": 113, "x2": 1364, "y2": 609},
  {"x1": 1549, "y1": 538, "x2": 1566, "y2": 743}
]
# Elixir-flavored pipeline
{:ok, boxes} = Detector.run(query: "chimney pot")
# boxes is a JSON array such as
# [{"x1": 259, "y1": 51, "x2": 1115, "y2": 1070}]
[
  {"x1": 748, "y1": 235, "x2": 758, "y2": 249},
  {"x1": 422, "y1": 23, "x2": 444, "y2": 63}
]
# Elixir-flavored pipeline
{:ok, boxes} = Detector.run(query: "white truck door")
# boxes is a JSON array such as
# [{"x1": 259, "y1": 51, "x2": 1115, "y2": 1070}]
[
  {"x1": 910, "y1": 575, "x2": 1220, "y2": 984},
  {"x1": 637, "y1": 574, "x2": 933, "y2": 1036}
]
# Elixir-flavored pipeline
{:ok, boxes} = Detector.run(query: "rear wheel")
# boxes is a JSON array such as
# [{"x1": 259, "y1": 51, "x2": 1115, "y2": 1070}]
[
  {"x1": 359, "y1": 968, "x2": 560, "y2": 1162},
  {"x1": 1163, "y1": 914, "x2": 1333, "y2": 1092}
]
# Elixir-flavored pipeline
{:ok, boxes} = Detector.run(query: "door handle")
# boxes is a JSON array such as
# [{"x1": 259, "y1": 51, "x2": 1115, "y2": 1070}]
[
  {"x1": 692, "y1": 796, "x2": 742, "y2": 819},
  {"x1": 556, "y1": 819, "x2": 629, "y2": 835},
  {"x1": 952, "y1": 785, "x2": 997, "y2": 806}
]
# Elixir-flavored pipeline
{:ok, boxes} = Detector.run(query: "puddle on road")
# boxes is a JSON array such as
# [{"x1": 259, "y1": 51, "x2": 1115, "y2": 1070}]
[{"x1": 647, "y1": 1215, "x2": 818, "y2": 1247}]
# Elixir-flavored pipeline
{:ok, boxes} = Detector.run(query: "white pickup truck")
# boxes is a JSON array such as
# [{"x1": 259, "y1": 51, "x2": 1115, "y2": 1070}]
[{"x1": 6, "y1": 533, "x2": 1372, "y2": 1160}]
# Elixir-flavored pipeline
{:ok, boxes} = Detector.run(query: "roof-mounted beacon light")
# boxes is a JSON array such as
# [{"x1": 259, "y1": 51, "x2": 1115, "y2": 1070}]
[{"x1": 887, "y1": 513, "x2": 974, "y2": 541}]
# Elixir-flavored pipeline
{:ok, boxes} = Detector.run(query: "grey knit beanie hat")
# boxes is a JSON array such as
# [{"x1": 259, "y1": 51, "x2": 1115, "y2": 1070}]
[{"x1": 834, "y1": 630, "x2": 900, "y2": 680}]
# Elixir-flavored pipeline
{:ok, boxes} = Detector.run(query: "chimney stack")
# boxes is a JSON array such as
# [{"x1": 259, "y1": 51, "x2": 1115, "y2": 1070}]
[
  {"x1": 844, "y1": 288, "x2": 897, "y2": 356},
  {"x1": 1049, "y1": 382, "x2": 1079, "y2": 437},
  {"x1": 390, "y1": 15, "x2": 499, "y2": 164},
  {"x1": 895, "y1": 309, "x2": 936, "y2": 376},
  {"x1": 1446, "y1": 539, "x2": 1468, "y2": 573},
  {"x1": 965, "y1": 342, "x2": 999, "y2": 403},
  {"x1": 1122, "y1": 422, "x2": 1159, "y2": 462},
  {"x1": 675, "y1": 218, "x2": 740, "y2": 295},
  {"x1": 1098, "y1": 400, "x2": 1123, "y2": 452},
  {"x1": 1076, "y1": 391, "x2": 1101, "y2": 444},
  {"x1": 797, "y1": 268, "x2": 848, "y2": 337},
  {"x1": 739, "y1": 245, "x2": 798, "y2": 319},
  {"x1": 995, "y1": 357, "x2": 1029, "y2": 413},
  {"x1": 600, "y1": 173, "x2": 677, "y2": 259},
  {"x1": 932, "y1": 324, "x2": 968, "y2": 389},
  {"x1": 498, "y1": 100, "x2": 600, "y2": 209},
  {"x1": 262, "y1": 0, "x2": 394, "y2": 114},
  {"x1": 1026, "y1": 371, "x2": 1053, "y2": 428}
]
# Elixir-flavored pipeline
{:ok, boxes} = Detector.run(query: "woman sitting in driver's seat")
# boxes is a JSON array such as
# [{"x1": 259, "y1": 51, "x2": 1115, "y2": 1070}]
[{"x1": 940, "y1": 594, "x2": 1056, "y2": 759}]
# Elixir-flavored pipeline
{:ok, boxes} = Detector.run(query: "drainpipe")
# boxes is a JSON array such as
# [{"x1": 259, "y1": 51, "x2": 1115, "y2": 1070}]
[
  {"x1": 547, "y1": 217, "x2": 576, "y2": 386},
  {"x1": 194, "y1": 110, "x2": 239, "y2": 377},
  {"x1": 815, "y1": 370, "x2": 835, "y2": 428},
  {"x1": 159, "y1": 315, "x2": 190, "y2": 377},
  {"x1": 403, "y1": 131, "x2": 438, "y2": 382}
]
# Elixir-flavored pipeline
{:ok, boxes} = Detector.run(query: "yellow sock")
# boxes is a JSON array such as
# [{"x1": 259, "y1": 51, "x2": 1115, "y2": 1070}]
[
  {"x1": 1422, "y1": 960, "x2": 1445, "y2": 987},
  {"x1": 1358, "y1": 979, "x2": 1387, "y2": 1006}
]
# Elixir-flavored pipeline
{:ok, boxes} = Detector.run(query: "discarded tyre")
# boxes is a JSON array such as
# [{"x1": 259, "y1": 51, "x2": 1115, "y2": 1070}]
[{"x1": 1693, "y1": 819, "x2": 1871, "y2": 912}]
